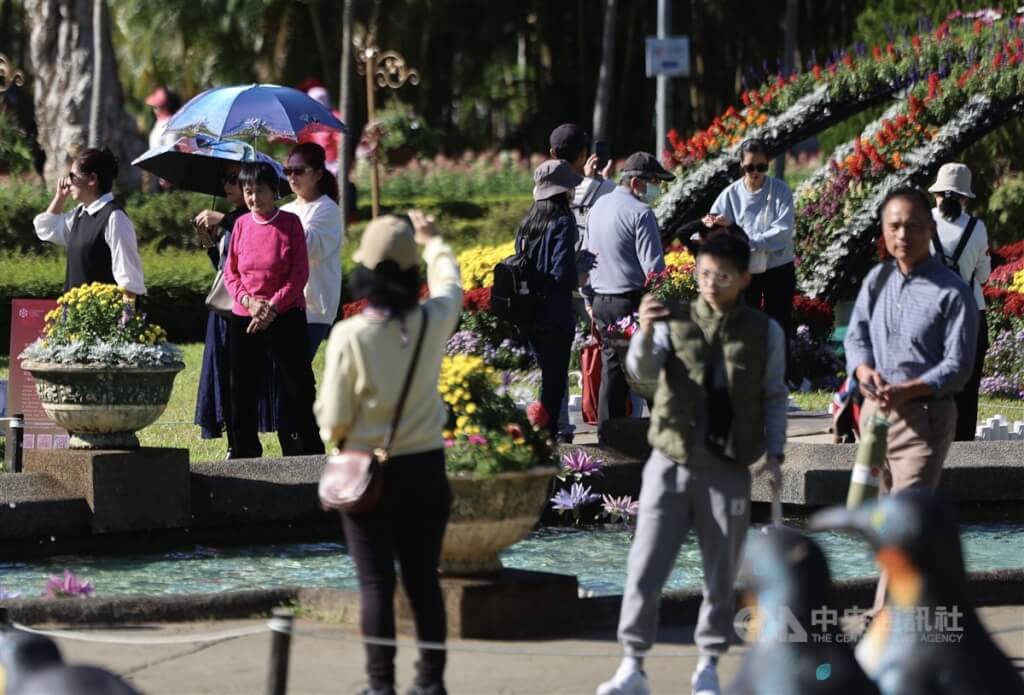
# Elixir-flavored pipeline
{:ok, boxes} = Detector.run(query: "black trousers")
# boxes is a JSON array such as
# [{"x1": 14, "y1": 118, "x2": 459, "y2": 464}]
[
  {"x1": 528, "y1": 324, "x2": 574, "y2": 438},
  {"x1": 228, "y1": 309, "x2": 324, "y2": 458},
  {"x1": 592, "y1": 293, "x2": 641, "y2": 423},
  {"x1": 955, "y1": 310, "x2": 988, "y2": 441},
  {"x1": 341, "y1": 450, "x2": 452, "y2": 690},
  {"x1": 744, "y1": 262, "x2": 796, "y2": 380}
]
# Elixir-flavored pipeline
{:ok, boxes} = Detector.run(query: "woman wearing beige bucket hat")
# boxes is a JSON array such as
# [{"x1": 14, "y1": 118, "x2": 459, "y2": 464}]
[
  {"x1": 928, "y1": 162, "x2": 991, "y2": 440},
  {"x1": 315, "y1": 210, "x2": 462, "y2": 695}
]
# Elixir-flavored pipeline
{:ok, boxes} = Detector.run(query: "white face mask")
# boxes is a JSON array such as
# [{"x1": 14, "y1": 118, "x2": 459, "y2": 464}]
[{"x1": 643, "y1": 182, "x2": 661, "y2": 205}]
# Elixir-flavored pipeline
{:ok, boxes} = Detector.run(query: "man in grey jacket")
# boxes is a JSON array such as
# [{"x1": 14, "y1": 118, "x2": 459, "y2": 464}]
[{"x1": 584, "y1": 152, "x2": 673, "y2": 426}]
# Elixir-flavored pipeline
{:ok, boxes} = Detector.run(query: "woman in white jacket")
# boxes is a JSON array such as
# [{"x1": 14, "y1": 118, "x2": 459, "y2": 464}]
[
  {"x1": 282, "y1": 142, "x2": 344, "y2": 359},
  {"x1": 928, "y1": 162, "x2": 992, "y2": 441}
]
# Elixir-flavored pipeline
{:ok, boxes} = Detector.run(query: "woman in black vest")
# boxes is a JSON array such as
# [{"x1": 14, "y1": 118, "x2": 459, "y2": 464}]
[{"x1": 33, "y1": 148, "x2": 146, "y2": 298}]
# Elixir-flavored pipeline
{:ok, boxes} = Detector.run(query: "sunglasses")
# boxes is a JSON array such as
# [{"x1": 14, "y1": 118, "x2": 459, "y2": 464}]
[
  {"x1": 741, "y1": 163, "x2": 769, "y2": 174},
  {"x1": 282, "y1": 166, "x2": 311, "y2": 177},
  {"x1": 68, "y1": 170, "x2": 86, "y2": 184}
]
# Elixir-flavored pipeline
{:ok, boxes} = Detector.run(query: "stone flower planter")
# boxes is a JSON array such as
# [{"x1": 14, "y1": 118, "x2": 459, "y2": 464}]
[
  {"x1": 441, "y1": 466, "x2": 557, "y2": 575},
  {"x1": 20, "y1": 361, "x2": 185, "y2": 449}
]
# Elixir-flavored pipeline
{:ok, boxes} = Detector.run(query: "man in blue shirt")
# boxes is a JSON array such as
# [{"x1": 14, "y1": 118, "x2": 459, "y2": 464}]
[
  {"x1": 845, "y1": 186, "x2": 977, "y2": 611},
  {"x1": 584, "y1": 152, "x2": 673, "y2": 425}
]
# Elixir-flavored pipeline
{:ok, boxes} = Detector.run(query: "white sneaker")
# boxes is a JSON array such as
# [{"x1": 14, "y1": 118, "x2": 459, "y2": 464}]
[
  {"x1": 596, "y1": 665, "x2": 650, "y2": 695},
  {"x1": 691, "y1": 660, "x2": 720, "y2": 695}
]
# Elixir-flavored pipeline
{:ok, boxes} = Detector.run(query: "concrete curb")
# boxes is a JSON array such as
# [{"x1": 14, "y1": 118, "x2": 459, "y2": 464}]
[{"x1": 4, "y1": 569, "x2": 1022, "y2": 632}]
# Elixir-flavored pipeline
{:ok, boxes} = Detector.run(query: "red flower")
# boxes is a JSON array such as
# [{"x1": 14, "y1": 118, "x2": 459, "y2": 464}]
[
  {"x1": 911, "y1": 35, "x2": 922, "y2": 52},
  {"x1": 994, "y1": 51, "x2": 1004, "y2": 69},
  {"x1": 927, "y1": 72, "x2": 941, "y2": 100},
  {"x1": 792, "y1": 294, "x2": 835, "y2": 340},
  {"x1": 812, "y1": 64, "x2": 822, "y2": 81},
  {"x1": 996, "y1": 241, "x2": 1024, "y2": 263},
  {"x1": 842, "y1": 53, "x2": 854, "y2": 68},
  {"x1": 527, "y1": 402, "x2": 550, "y2": 428},
  {"x1": 886, "y1": 42, "x2": 895, "y2": 57},
  {"x1": 505, "y1": 423, "x2": 524, "y2": 439},
  {"x1": 872, "y1": 45, "x2": 882, "y2": 61},
  {"x1": 974, "y1": 19, "x2": 983, "y2": 35},
  {"x1": 463, "y1": 287, "x2": 492, "y2": 313}
]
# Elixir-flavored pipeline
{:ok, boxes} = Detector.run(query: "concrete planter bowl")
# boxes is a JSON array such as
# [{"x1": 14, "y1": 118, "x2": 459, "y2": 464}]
[
  {"x1": 20, "y1": 361, "x2": 185, "y2": 449},
  {"x1": 441, "y1": 466, "x2": 557, "y2": 575}
]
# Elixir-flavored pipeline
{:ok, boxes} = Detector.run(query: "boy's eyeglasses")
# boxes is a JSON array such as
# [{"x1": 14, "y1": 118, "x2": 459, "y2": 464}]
[
  {"x1": 697, "y1": 269, "x2": 739, "y2": 288},
  {"x1": 741, "y1": 163, "x2": 769, "y2": 174},
  {"x1": 282, "y1": 166, "x2": 310, "y2": 177}
]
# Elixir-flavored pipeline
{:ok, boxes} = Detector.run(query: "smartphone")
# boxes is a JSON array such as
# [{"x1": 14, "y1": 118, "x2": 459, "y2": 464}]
[{"x1": 593, "y1": 141, "x2": 610, "y2": 170}]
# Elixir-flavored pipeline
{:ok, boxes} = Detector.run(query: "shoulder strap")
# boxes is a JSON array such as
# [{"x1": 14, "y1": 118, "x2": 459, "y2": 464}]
[
  {"x1": 951, "y1": 216, "x2": 977, "y2": 265},
  {"x1": 379, "y1": 305, "x2": 429, "y2": 457},
  {"x1": 868, "y1": 261, "x2": 896, "y2": 318},
  {"x1": 930, "y1": 228, "x2": 948, "y2": 262}
]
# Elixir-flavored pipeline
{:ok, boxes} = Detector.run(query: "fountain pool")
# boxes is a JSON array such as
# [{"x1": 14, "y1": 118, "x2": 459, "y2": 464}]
[{"x1": 0, "y1": 523, "x2": 1021, "y2": 599}]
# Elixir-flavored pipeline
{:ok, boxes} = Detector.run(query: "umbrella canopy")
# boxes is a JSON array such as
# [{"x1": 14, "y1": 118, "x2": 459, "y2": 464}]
[
  {"x1": 131, "y1": 135, "x2": 288, "y2": 197},
  {"x1": 165, "y1": 83, "x2": 348, "y2": 141}
]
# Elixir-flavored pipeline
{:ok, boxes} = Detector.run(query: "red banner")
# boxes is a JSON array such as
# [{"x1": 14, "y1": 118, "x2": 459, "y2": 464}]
[{"x1": 8, "y1": 299, "x2": 68, "y2": 449}]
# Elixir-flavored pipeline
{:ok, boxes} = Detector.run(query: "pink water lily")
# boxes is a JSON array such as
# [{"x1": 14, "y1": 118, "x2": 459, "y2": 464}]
[{"x1": 43, "y1": 570, "x2": 94, "y2": 599}]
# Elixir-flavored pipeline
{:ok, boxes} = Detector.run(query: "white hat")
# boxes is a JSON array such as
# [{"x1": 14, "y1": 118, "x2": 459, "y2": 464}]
[{"x1": 928, "y1": 163, "x2": 975, "y2": 198}]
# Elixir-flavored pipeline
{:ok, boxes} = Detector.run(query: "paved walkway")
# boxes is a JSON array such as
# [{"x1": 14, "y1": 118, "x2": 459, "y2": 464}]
[{"x1": 45, "y1": 606, "x2": 1024, "y2": 694}]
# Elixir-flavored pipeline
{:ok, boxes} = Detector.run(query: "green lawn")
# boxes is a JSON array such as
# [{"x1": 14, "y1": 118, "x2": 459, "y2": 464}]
[{"x1": 2, "y1": 349, "x2": 1022, "y2": 461}]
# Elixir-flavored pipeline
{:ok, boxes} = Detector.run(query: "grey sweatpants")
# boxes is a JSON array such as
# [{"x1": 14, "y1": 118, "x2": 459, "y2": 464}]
[{"x1": 617, "y1": 447, "x2": 751, "y2": 657}]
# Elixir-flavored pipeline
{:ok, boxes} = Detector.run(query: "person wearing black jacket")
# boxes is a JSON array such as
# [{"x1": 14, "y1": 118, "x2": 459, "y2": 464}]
[{"x1": 519, "y1": 159, "x2": 584, "y2": 439}]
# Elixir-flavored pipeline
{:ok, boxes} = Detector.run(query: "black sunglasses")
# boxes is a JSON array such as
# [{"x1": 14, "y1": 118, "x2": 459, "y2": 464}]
[
  {"x1": 741, "y1": 163, "x2": 769, "y2": 174},
  {"x1": 282, "y1": 166, "x2": 311, "y2": 177}
]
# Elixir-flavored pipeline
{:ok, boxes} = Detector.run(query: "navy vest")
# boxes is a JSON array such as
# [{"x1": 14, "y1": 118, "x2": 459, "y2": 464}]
[{"x1": 64, "y1": 202, "x2": 120, "y2": 291}]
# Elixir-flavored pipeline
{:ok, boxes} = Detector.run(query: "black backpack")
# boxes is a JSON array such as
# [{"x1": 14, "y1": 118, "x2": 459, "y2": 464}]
[{"x1": 490, "y1": 232, "x2": 544, "y2": 327}]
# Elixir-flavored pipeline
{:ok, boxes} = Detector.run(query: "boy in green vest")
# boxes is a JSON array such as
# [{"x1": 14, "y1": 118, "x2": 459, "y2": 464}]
[{"x1": 596, "y1": 230, "x2": 787, "y2": 695}]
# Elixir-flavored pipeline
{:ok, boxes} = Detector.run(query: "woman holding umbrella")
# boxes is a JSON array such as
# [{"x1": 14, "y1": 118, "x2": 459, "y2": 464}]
[{"x1": 33, "y1": 148, "x2": 146, "y2": 297}]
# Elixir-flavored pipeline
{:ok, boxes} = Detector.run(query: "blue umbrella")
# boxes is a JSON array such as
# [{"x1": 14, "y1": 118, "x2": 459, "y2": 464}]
[
  {"x1": 131, "y1": 135, "x2": 288, "y2": 197},
  {"x1": 165, "y1": 83, "x2": 348, "y2": 141}
]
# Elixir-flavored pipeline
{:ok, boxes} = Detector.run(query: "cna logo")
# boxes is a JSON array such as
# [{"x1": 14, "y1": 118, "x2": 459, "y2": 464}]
[{"x1": 18, "y1": 309, "x2": 28, "y2": 319}]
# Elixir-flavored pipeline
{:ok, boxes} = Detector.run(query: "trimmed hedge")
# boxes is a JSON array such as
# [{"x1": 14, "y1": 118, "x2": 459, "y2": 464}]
[{"x1": 0, "y1": 249, "x2": 213, "y2": 356}]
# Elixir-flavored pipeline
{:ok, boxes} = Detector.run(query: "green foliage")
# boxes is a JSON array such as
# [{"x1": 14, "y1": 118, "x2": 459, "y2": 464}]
[
  {"x1": 818, "y1": 103, "x2": 888, "y2": 157},
  {"x1": 0, "y1": 249, "x2": 213, "y2": 355},
  {"x1": 373, "y1": 102, "x2": 441, "y2": 160},
  {"x1": 0, "y1": 110, "x2": 34, "y2": 174},
  {"x1": 854, "y1": 0, "x2": 966, "y2": 45},
  {"x1": 361, "y1": 156, "x2": 533, "y2": 202},
  {"x1": 981, "y1": 173, "x2": 1024, "y2": 245}
]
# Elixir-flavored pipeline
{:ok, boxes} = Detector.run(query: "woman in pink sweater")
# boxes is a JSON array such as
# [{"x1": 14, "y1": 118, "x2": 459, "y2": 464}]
[{"x1": 223, "y1": 162, "x2": 324, "y2": 458}]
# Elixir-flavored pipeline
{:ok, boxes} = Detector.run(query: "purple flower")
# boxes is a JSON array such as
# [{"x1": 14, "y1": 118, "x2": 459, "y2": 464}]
[
  {"x1": 445, "y1": 330, "x2": 481, "y2": 356},
  {"x1": 550, "y1": 483, "x2": 600, "y2": 513},
  {"x1": 0, "y1": 585, "x2": 21, "y2": 600},
  {"x1": 602, "y1": 495, "x2": 639, "y2": 522},
  {"x1": 43, "y1": 570, "x2": 94, "y2": 599},
  {"x1": 468, "y1": 434, "x2": 488, "y2": 445},
  {"x1": 560, "y1": 449, "x2": 604, "y2": 480}
]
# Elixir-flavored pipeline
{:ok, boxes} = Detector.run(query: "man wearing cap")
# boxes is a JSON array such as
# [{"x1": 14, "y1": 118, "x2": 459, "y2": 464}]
[
  {"x1": 845, "y1": 186, "x2": 977, "y2": 613},
  {"x1": 927, "y1": 163, "x2": 992, "y2": 440},
  {"x1": 584, "y1": 152, "x2": 674, "y2": 426},
  {"x1": 145, "y1": 86, "x2": 181, "y2": 152}
]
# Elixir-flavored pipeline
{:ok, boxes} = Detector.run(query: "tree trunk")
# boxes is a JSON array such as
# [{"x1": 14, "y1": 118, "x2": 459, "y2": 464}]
[
  {"x1": 25, "y1": 0, "x2": 144, "y2": 189},
  {"x1": 591, "y1": 0, "x2": 617, "y2": 141}
]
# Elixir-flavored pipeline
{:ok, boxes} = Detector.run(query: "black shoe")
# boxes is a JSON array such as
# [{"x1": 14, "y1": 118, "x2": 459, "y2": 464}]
[
  {"x1": 555, "y1": 432, "x2": 575, "y2": 444},
  {"x1": 356, "y1": 687, "x2": 396, "y2": 695},
  {"x1": 404, "y1": 684, "x2": 446, "y2": 695}
]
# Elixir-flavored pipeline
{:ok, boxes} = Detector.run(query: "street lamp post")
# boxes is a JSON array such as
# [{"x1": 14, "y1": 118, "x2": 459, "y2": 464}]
[{"x1": 354, "y1": 31, "x2": 419, "y2": 219}]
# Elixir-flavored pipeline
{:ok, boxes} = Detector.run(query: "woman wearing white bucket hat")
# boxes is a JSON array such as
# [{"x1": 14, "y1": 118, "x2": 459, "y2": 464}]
[{"x1": 928, "y1": 162, "x2": 991, "y2": 440}]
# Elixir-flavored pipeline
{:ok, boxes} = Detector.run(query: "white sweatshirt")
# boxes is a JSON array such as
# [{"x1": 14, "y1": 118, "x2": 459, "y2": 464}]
[{"x1": 282, "y1": 195, "x2": 343, "y2": 325}]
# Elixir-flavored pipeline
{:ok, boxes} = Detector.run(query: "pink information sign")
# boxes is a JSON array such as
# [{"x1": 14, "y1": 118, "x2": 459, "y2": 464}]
[{"x1": 8, "y1": 299, "x2": 68, "y2": 449}]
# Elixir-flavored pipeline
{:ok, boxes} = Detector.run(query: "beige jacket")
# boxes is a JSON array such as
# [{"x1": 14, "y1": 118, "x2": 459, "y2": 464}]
[{"x1": 314, "y1": 238, "x2": 462, "y2": 456}]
